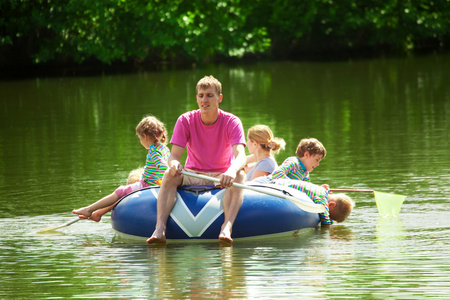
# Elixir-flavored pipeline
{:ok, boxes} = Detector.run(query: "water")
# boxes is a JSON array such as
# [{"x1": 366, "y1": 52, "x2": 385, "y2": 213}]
[{"x1": 1, "y1": 54, "x2": 449, "y2": 299}]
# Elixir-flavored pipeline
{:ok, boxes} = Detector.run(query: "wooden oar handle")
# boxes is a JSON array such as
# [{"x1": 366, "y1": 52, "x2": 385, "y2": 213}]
[{"x1": 330, "y1": 188, "x2": 374, "y2": 193}]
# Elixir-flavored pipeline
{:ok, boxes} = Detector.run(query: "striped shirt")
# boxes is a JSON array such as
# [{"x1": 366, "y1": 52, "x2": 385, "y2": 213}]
[
  {"x1": 142, "y1": 143, "x2": 170, "y2": 185},
  {"x1": 271, "y1": 156, "x2": 310, "y2": 182},
  {"x1": 274, "y1": 179, "x2": 332, "y2": 226}
]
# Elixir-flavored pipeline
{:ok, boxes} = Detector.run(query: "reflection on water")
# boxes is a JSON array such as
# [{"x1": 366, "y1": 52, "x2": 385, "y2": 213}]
[
  {"x1": 376, "y1": 216, "x2": 407, "y2": 256},
  {"x1": 1, "y1": 54, "x2": 450, "y2": 298}
]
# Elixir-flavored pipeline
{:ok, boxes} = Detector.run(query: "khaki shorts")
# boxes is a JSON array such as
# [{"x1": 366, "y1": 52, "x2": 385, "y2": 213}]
[{"x1": 182, "y1": 169, "x2": 222, "y2": 186}]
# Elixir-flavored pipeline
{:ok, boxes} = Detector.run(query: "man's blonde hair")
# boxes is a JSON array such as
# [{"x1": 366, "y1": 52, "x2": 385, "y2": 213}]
[{"x1": 196, "y1": 75, "x2": 222, "y2": 96}]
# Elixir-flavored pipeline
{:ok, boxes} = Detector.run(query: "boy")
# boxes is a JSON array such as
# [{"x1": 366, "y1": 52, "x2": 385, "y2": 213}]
[
  {"x1": 272, "y1": 179, "x2": 354, "y2": 225},
  {"x1": 271, "y1": 138, "x2": 326, "y2": 182},
  {"x1": 253, "y1": 137, "x2": 354, "y2": 225}
]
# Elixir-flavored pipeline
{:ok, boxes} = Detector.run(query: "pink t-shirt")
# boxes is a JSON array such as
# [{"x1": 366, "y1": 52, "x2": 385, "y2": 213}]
[{"x1": 170, "y1": 109, "x2": 246, "y2": 173}]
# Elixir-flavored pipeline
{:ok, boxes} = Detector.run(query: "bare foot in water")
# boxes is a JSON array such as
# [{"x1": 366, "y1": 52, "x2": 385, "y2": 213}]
[
  {"x1": 219, "y1": 227, "x2": 233, "y2": 244},
  {"x1": 146, "y1": 228, "x2": 166, "y2": 244}
]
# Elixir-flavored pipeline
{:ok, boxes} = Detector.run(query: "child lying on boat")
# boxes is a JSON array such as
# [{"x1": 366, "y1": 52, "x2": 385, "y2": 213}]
[
  {"x1": 251, "y1": 177, "x2": 354, "y2": 226},
  {"x1": 72, "y1": 116, "x2": 170, "y2": 222}
]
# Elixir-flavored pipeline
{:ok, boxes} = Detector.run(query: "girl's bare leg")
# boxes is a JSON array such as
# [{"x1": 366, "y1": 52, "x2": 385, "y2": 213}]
[
  {"x1": 89, "y1": 204, "x2": 116, "y2": 222},
  {"x1": 72, "y1": 192, "x2": 119, "y2": 221}
]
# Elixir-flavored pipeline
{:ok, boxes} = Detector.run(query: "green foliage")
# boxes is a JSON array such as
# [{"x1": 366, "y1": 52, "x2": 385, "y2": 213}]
[
  {"x1": 1, "y1": 0, "x2": 449, "y2": 66},
  {"x1": 0, "y1": 0, "x2": 270, "y2": 65},
  {"x1": 264, "y1": 0, "x2": 450, "y2": 54}
]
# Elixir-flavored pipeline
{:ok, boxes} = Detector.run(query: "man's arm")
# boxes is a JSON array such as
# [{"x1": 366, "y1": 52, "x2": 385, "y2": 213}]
[
  {"x1": 220, "y1": 144, "x2": 246, "y2": 187},
  {"x1": 166, "y1": 144, "x2": 185, "y2": 177}
]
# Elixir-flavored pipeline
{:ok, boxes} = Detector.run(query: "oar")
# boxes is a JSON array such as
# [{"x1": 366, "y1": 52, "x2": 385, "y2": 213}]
[
  {"x1": 36, "y1": 217, "x2": 81, "y2": 234},
  {"x1": 331, "y1": 188, "x2": 406, "y2": 217},
  {"x1": 180, "y1": 171, "x2": 326, "y2": 213},
  {"x1": 330, "y1": 188, "x2": 374, "y2": 193}
]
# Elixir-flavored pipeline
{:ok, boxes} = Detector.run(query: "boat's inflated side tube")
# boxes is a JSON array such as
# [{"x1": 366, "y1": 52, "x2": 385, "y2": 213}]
[{"x1": 111, "y1": 184, "x2": 320, "y2": 240}]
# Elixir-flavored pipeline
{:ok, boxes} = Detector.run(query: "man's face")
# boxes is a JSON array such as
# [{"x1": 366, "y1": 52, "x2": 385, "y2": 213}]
[{"x1": 196, "y1": 87, "x2": 222, "y2": 114}]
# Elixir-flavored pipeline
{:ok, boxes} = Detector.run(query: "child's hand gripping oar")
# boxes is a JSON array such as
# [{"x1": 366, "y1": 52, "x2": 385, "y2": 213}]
[
  {"x1": 330, "y1": 188, "x2": 406, "y2": 217},
  {"x1": 36, "y1": 217, "x2": 81, "y2": 234},
  {"x1": 180, "y1": 171, "x2": 326, "y2": 214}
]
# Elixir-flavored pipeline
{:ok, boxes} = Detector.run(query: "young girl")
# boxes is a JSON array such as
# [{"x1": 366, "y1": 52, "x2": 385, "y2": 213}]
[
  {"x1": 72, "y1": 116, "x2": 170, "y2": 222},
  {"x1": 244, "y1": 125, "x2": 285, "y2": 181}
]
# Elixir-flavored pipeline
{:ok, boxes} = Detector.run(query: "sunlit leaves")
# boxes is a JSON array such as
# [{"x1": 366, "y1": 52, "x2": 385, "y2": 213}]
[{"x1": 1, "y1": 0, "x2": 449, "y2": 65}]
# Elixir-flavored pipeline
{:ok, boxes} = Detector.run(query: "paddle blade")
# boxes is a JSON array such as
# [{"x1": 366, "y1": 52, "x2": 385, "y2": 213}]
[
  {"x1": 36, "y1": 226, "x2": 63, "y2": 234},
  {"x1": 374, "y1": 191, "x2": 406, "y2": 217},
  {"x1": 36, "y1": 217, "x2": 81, "y2": 234}
]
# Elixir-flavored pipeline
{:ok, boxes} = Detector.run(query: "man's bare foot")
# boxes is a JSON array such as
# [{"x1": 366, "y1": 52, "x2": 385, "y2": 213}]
[
  {"x1": 219, "y1": 235, "x2": 233, "y2": 244},
  {"x1": 72, "y1": 207, "x2": 92, "y2": 219},
  {"x1": 219, "y1": 227, "x2": 233, "y2": 244},
  {"x1": 146, "y1": 228, "x2": 166, "y2": 244}
]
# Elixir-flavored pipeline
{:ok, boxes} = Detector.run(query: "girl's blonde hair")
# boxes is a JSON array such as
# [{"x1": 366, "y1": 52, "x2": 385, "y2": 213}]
[
  {"x1": 247, "y1": 124, "x2": 286, "y2": 154},
  {"x1": 296, "y1": 138, "x2": 326, "y2": 158},
  {"x1": 196, "y1": 75, "x2": 222, "y2": 96},
  {"x1": 328, "y1": 193, "x2": 355, "y2": 223},
  {"x1": 136, "y1": 116, "x2": 168, "y2": 145},
  {"x1": 127, "y1": 167, "x2": 144, "y2": 184}
]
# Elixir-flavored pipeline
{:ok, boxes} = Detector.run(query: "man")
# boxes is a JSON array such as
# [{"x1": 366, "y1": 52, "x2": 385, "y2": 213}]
[{"x1": 147, "y1": 75, "x2": 247, "y2": 244}]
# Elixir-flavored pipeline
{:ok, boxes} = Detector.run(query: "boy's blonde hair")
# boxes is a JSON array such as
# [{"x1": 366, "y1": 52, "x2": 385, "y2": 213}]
[
  {"x1": 247, "y1": 124, "x2": 286, "y2": 154},
  {"x1": 296, "y1": 138, "x2": 326, "y2": 159},
  {"x1": 196, "y1": 75, "x2": 222, "y2": 96},
  {"x1": 127, "y1": 167, "x2": 144, "y2": 184},
  {"x1": 329, "y1": 193, "x2": 355, "y2": 223},
  {"x1": 136, "y1": 116, "x2": 168, "y2": 145}
]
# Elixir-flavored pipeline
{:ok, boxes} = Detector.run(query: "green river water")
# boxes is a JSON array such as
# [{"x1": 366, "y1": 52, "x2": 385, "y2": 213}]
[{"x1": 0, "y1": 54, "x2": 449, "y2": 299}]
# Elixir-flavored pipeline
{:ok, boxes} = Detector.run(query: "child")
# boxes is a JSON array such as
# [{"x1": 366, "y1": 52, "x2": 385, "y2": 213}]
[
  {"x1": 72, "y1": 116, "x2": 170, "y2": 222},
  {"x1": 252, "y1": 177, "x2": 354, "y2": 225},
  {"x1": 271, "y1": 137, "x2": 326, "y2": 182},
  {"x1": 81, "y1": 167, "x2": 146, "y2": 221},
  {"x1": 127, "y1": 167, "x2": 145, "y2": 184},
  {"x1": 244, "y1": 125, "x2": 285, "y2": 181},
  {"x1": 251, "y1": 137, "x2": 353, "y2": 225}
]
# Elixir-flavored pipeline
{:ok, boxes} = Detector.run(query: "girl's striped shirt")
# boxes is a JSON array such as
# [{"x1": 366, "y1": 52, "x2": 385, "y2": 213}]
[
  {"x1": 271, "y1": 156, "x2": 310, "y2": 182},
  {"x1": 142, "y1": 143, "x2": 170, "y2": 185}
]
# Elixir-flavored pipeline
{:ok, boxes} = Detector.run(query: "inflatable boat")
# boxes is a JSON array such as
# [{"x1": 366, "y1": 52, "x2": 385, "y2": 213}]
[{"x1": 111, "y1": 183, "x2": 320, "y2": 242}]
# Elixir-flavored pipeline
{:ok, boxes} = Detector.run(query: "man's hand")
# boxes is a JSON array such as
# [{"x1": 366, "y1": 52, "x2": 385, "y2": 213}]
[
  {"x1": 219, "y1": 168, "x2": 237, "y2": 188},
  {"x1": 168, "y1": 161, "x2": 183, "y2": 177}
]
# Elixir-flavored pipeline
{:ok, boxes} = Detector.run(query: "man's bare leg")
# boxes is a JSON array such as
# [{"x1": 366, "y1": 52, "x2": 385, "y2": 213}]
[
  {"x1": 147, "y1": 172, "x2": 182, "y2": 244},
  {"x1": 219, "y1": 170, "x2": 245, "y2": 244}
]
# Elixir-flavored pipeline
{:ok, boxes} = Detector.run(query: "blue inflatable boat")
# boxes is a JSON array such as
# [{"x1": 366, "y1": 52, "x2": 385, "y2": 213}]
[{"x1": 111, "y1": 184, "x2": 320, "y2": 242}]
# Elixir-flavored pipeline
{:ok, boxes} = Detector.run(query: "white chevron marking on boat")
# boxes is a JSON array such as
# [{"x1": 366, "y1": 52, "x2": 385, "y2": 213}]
[{"x1": 151, "y1": 188, "x2": 226, "y2": 237}]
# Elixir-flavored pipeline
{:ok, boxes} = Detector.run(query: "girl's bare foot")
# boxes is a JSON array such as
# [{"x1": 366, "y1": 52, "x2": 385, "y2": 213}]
[
  {"x1": 88, "y1": 211, "x2": 102, "y2": 222},
  {"x1": 72, "y1": 207, "x2": 92, "y2": 219}
]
